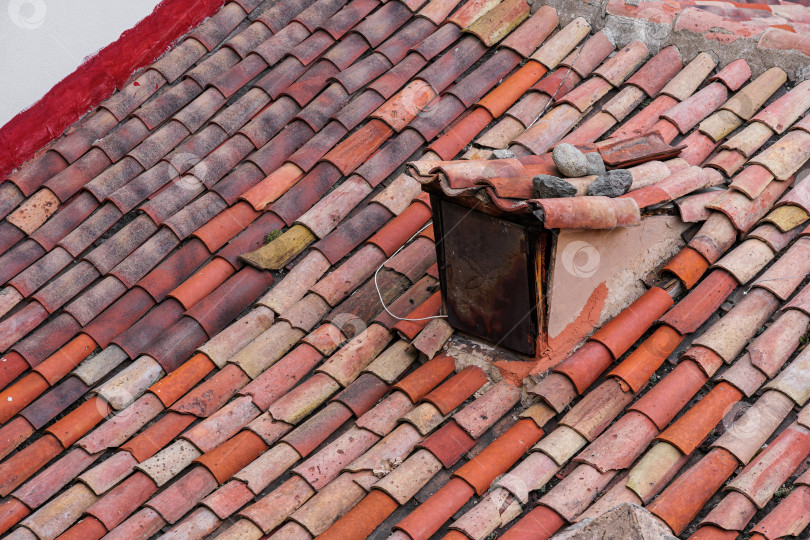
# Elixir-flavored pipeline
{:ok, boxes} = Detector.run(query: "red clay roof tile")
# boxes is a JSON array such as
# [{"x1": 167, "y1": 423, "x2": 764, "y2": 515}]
[
  {"x1": 8, "y1": 151, "x2": 69, "y2": 198},
  {"x1": 0, "y1": 499, "x2": 30, "y2": 535},
  {"x1": 389, "y1": 352, "x2": 452, "y2": 400},
  {"x1": 103, "y1": 507, "x2": 166, "y2": 539},
  {"x1": 0, "y1": 299, "x2": 49, "y2": 353},
  {"x1": 421, "y1": 365, "x2": 487, "y2": 414},
  {"x1": 0, "y1": 433, "x2": 63, "y2": 496},
  {"x1": 659, "y1": 269, "x2": 738, "y2": 334},
  {"x1": 656, "y1": 382, "x2": 743, "y2": 455},
  {"x1": 727, "y1": 423, "x2": 810, "y2": 508},
  {"x1": 648, "y1": 448, "x2": 739, "y2": 535},
  {"x1": 78, "y1": 395, "x2": 164, "y2": 456},
  {"x1": 200, "y1": 479, "x2": 253, "y2": 519},
  {"x1": 282, "y1": 401, "x2": 353, "y2": 457},
  {"x1": 319, "y1": 488, "x2": 398, "y2": 540},
  {"x1": 418, "y1": 419, "x2": 475, "y2": 468},
  {"x1": 12, "y1": 311, "x2": 82, "y2": 369},
  {"x1": 85, "y1": 471, "x2": 157, "y2": 530},
  {"x1": 140, "y1": 316, "x2": 207, "y2": 373},
  {"x1": 0, "y1": 238, "x2": 45, "y2": 285},
  {"x1": 750, "y1": 484, "x2": 810, "y2": 538},
  {"x1": 751, "y1": 79, "x2": 810, "y2": 134},
  {"x1": 196, "y1": 431, "x2": 269, "y2": 484},
  {"x1": 714, "y1": 390, "x2": 794, "y2": 465},
  {"x1": 20, "y1": 375, "x2": 90, "y2": 430},
  {"x1": 455, "y1": 418, "x2": 544, "y2": 496},
  {"x1": 119, "y1": 412, "x2": 194, "y2": 463},
  {"x1": 0, "y1": 417, "x2": 34, "y2": 460},
  {"x1": 708, "y1": 175, "x2": 792, "y2": 233},
  {"x1": 292, "y1": 425, "x2": 376, "y2": 490}
]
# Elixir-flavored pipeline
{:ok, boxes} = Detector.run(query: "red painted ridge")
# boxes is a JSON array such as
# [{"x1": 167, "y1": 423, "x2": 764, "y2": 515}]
[{"x1": 0, "y1": 0, "x2": 225, "y2": 179}]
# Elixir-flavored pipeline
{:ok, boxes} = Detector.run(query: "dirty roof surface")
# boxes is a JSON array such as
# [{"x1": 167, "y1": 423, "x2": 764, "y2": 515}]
[{"x1": 1, "y1": 0, "x2": 810, "y2": 538}]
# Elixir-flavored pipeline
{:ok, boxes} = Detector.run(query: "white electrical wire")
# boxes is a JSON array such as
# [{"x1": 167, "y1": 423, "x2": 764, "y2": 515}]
[{"x1": 374, "y1": 222, "x2": 448, "y2": 322}]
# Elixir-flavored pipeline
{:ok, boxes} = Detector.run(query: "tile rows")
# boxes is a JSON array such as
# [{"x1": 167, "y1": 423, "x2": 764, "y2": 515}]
[{"x1": 0, "y1": 0, "x2": 809, "y2": 538}]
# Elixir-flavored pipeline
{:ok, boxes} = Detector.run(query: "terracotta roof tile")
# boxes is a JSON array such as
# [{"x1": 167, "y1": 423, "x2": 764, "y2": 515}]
[
  {"x1": 199, "y1": 479, "x2": 252, "y2": 520},
  {"x1": 0, "y1": 433, "x2": 62, "y2": 496},
  {"x1": 659, "y1": 269, "x2": 738, "y2": 333},
  {"x1": 540, "y1": 464, "x2": 616, "y2": 523},
  {"x1": 119, "y1": 412, "x2": 194, "y2": 463},
  {"x1": 18, "y1": 482, "x2": 98, "y2": 540},
  {"x1": 236, "y1": 477, "x2": 312, "y2": 533},
  {"x1": 84, "y1": 471, "x2": 157, "y2": 530},
  {"x1": 713, "y1": 390, "x2": 794, "y2": 464},
  {"x1": 762, "y1": 345, "x2": 810, "y2": 405},
  {"x1": 647, "y1": 448, "x2": 739, "y2": 534},
  {"x1": 453, "y1": 418, "x2": 544, "y2": 497},
  {"x1": 750, "y1": 484, "x2": 810, "y2": 538},
  {"x1": 0, "y1": 302, "x2": 49, "y2": 353},
  {"x1": 20, "y1": 376, "x2": 90, "y2": 430},
  {"x1": 726, "y1": 423, "x2": 810, "y2": 509},
  {"x1": 9, "y1": 449, "x2": 94, "y2": 521},
  {"x1": 78, "y1": 393, "x2": 164, "y2": 454},
  {"x1": 103, "y1": 507, "x2": 165, "y2": 540},
  {"x1": 0, "y1": 500, "x2": 29, "y2": 535},
  {"x1": 355, "y1": 390, "x2": 414, "y2": 437},
  {"x1": 77, "y1": 450, "x2": 137, "y2": 495},
  {"x1": 280, "y1": 400, "x2": 351, "y2": 457},
  {"x1": 575, "y1": 411, "x2": 659, "y2": 474},
  {"x1": 223, "y1": 446, "x2": 292, "y2": 500},
  {"x1": 345, "y1": 422, "x2": 421, "y2": 473}
]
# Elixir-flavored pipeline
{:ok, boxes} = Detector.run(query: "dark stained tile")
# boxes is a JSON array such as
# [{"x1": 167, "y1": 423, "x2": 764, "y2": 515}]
[
  {"x1": 19, "y1": 375, "x2": 90, "y2": 430},
  {"x1": 317, "y1": 0, "x2": 376, "y2": 39},
  {"x1": 186, "y1": 266, "x2": 273, "y2": 337},
  {"x1": 32, "y1": 260, "x2": 100, "y2": 313},
  {"x1": 8, "y1": 247, "x2": 73, "y2": 297},
  {"x1": 240, "y1": 95, "x2": 302, "y2": 148},
  {"x1": 82, "y1": 287, "x2": 156, "y2": 348},
  {"x1": 211, "y1": 53, "x2": 268, "y2": 99},
  {"x1": 188, "y1": 1, "x2": 247, "y2": 50},
  {"x1": 101, "y1": 69, "x2": 167, "y2": 121},
  {"x1": 368, "y1": 54, "x2": 427, "y2": 101},
  {"x1": 64, "y1": 276, "x2": 127, "y2": 326},
  {"x1": 134, "y1": 78, "x2": 202, "y2": 130},
  {"x1": 11, "y1": 312, "x2": 80, "y2": 367},
  {"x1": 30, "y1": 192, "x2": 99, "y2": 251},
  {"x1": 7, "y1": 151, "x2": 68, "y2": 197},
  {"x1": 313, "y1": 201, "x2": 393, "y2": 264},
  {"x1": 112, "y1": 298, "x2": 186, "y2": 358},
  {"x1": 296, "y1": 82, "x2": 351, "y2": 131},
  {"x1": 225, "y1": 18, "x2": 273, "y2": 57},
  {"x1": 287, "y1": 121, "x2": 348, "y2": 172},
  {"x1": 50, "y1": 109, "x2": 118, "y2": 164},
  {"x1": 136, "y1": 238, "x2": 210, "y2": 302},
  {"x1": 378, "y1": 18, "x2": 436, "y2": 64},
  {"x1": 211, "y1": 162, "x2": 265, "y2": 206},
  {"x1": 94, "y1": 118, "x2": 150, "y2": 162},
  {"x1": 107, "y1": 162, "x2": 180, "y2": 214},
  {"x1": 44, "y1": 148, "x2": 112, "y2": 202},
  {"x1": 128, "y1": 121, "x2": 192, "y2": 171},
  {"x1": 210, "y1": 89, "x2": 270, "y2": 138},
  {"x1": 256, "y1": 0, "x2": 317, "y2": 33},
  {"x1": 284, "y1": 61, "x2": 340, "y2": 107},
  {"x1": 355, "y1": 129, "x2": 424, "y2": 187},
  {"x1": 271, "y1": 162, "x2": 343, "y2": 225},
  {"x1": 150, "y1": 37, "x2": 207, "y2": 83},
  {"x1": 109, "y1": 227, "x2": 180, "y2": 288},
  {"x1": 0, "y1": 221, "x2": 26, "y2": 259},
  {"x1": 333, "y1": 372, "x2": 389, "y2": 417},
  {"x1": 322, "y1": 32, "x2": 369, "y2": 71},
  {"x1": 143, "y1": 315, "x2": 209, "y2": 372},
  {"x1": 164, "y1": 192, "x2": 228, "y2": 239},
  {"x1": 253, "y1": 21, "x2": 310, "y2": 66},
  {"x1": 84, "y1": 214, "x2": 158, "y2": 274},
  {"x1": 0, "y1": 301, "x2": 49, "y2": 353}
]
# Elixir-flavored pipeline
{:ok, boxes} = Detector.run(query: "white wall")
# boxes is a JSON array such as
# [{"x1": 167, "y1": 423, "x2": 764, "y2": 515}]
[{"x1": 0, "y1": 0, "x2": 162, "y2": 127}]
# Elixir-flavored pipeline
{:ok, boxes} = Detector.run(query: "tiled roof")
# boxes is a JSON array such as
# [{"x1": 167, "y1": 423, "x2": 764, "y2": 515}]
[{"x1": 1, "y1": 0, "x2": 810, "y2": 538}]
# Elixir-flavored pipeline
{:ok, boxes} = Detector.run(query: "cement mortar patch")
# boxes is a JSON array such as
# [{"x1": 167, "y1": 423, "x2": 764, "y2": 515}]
[{"x1": 529, "y1": 0, "x2": 810, "y2": 81}]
